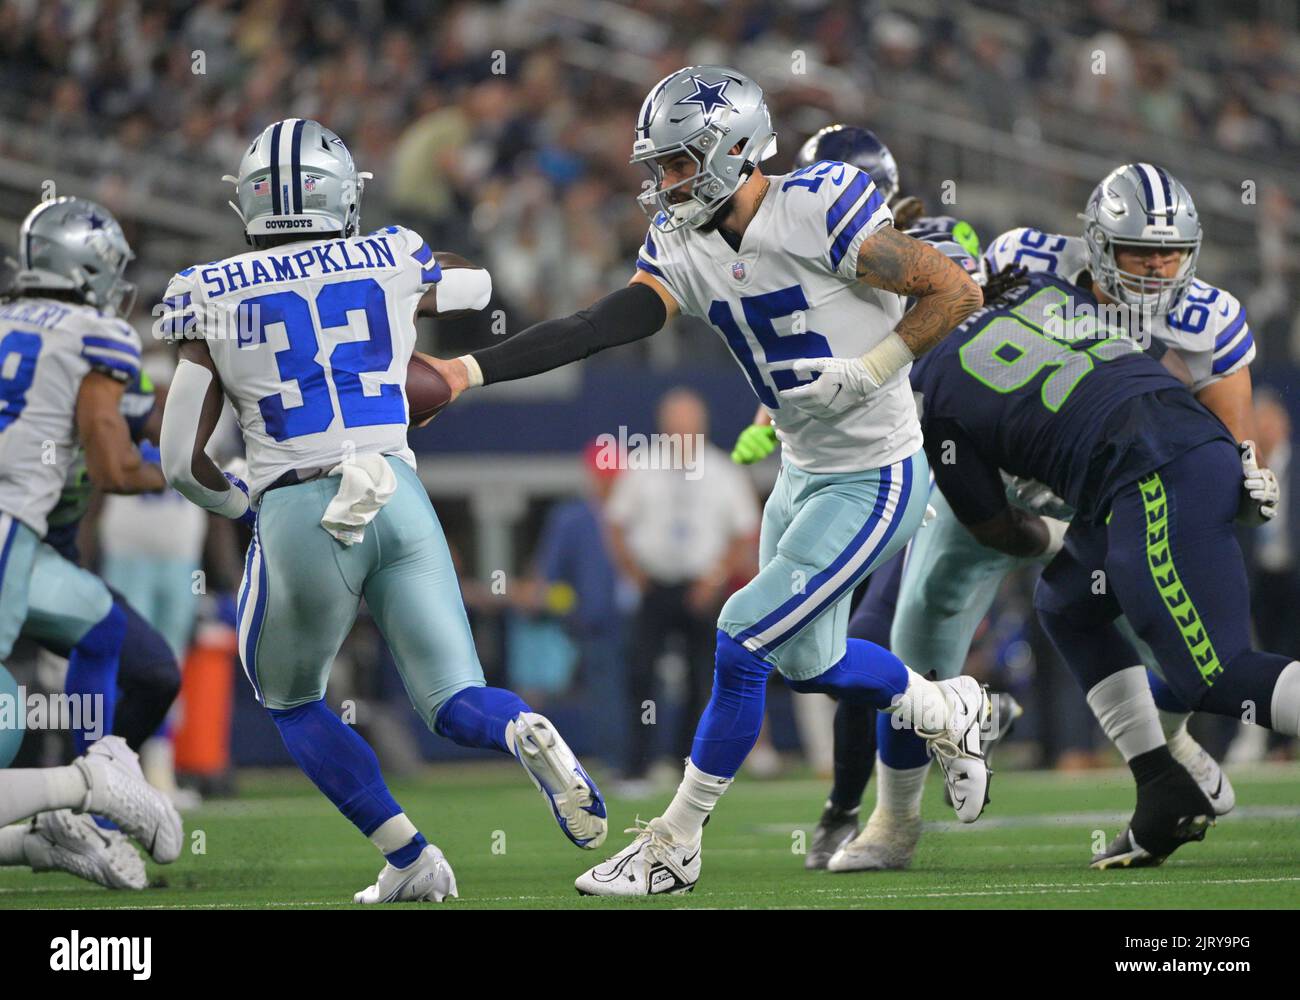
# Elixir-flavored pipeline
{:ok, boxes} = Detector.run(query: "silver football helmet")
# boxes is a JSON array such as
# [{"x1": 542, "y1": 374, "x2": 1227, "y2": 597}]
[
  {"x1": 14, "y1": 197, "x2": 135, "y2": 316},
  {"x1": 631, "y1": 65, "x2": 777, "y2": 232},
  {"x1": 224, "y1": 119, "x2": 373, "y2": 245},
  {"x1": 1080, "y1": 163, "x2": 1201, "y2": 315}
]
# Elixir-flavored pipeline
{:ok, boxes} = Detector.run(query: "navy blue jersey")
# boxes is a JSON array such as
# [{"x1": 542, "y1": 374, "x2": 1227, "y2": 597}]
[{"x1": 910, "y1": 273, "x2": 1234, "y2": 525}]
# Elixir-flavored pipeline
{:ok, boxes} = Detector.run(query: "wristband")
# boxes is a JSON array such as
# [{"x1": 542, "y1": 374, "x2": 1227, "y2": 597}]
[
  {"x1": 458, "y1": 354, "x2": 484, "y2": 388},
  {"x1": 1042, "y1": 516, "x2": 1070, "y2": 557},
  {"x1": 858, "y1": 332, "x2": 914, "y2": 387}
]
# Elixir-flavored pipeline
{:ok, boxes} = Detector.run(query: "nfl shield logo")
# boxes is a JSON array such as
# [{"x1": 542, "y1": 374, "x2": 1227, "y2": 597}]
[
  {"x1": 304, "y1": 175, "x2": 318, "y2": 192},
  {"x1": 731, "y1": 260, "x2": 746, "y2": 281},
  {"x1": 252, "y1": 179, "x2": 269, "y2": 196}
]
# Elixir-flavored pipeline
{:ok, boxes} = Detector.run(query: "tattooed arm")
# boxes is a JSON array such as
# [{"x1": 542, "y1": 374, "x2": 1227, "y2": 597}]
[
  {"x1": 779, "y1": 225, "x2": 982, "y2": 411},
  {"x1": 855, "y1": 224, "x2": 984, "y2": 361}
]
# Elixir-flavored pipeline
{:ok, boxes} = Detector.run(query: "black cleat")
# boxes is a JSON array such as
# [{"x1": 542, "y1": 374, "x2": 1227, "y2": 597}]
[
  {"x1": 1090, "y1": 760, "x2": 1214, "y2": 870},
  {"x1": 804, "y1": 804, "x2": 860, "y2": 870}
]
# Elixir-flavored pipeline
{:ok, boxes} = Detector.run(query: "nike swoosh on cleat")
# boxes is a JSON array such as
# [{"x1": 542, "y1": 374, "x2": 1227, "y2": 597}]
[
  {"x1": 1209, "y1": 775, "x2": 1223, "y2": 800},
  {"x1": 681, "y1": 848, "x2": 700, "y2": 866}
]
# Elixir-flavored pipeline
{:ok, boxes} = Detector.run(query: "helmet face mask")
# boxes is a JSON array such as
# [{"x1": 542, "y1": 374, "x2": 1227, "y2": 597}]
[
  {"x1": 631, "y1": 66, "x2": 776, "y2": 233},
  {"x1": 1080, "y1": 163, "x2": 1202, "y2": 317},
  {"x1": 15, "y1": 197, "x2": 136, "y2": 316},
  {"x1": 225, "y1": 119, "x2": 372, "y2": 246}
]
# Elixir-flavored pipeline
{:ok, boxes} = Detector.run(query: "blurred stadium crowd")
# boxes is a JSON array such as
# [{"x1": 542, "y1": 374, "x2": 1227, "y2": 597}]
[{"x1": 1, "y1": 0, "x2": 1296, "y2": 792}]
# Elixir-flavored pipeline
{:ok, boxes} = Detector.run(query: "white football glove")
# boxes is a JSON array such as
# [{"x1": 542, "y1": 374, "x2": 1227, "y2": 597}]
[
  {"x1": 778, "y1": 357, "x2": 881, "y2": 417},
  {"x1": 1238, "y1": 440, "x2": 1280, "y2": 524},
  {"x1": 1001, "y1": 472, "x2": 1075, "y2": 521}
]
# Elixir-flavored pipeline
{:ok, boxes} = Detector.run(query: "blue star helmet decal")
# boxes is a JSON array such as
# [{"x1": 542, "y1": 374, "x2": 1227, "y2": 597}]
[
  {"x1": 671, "y1": 75, "x2": 734, "y2": 123},
  {"x1": 84, "y1": 211, "x2": 107, "y2": 230}
]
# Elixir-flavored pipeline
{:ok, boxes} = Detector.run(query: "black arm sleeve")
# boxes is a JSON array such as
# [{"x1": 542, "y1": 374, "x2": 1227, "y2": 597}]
[{"x1": 470, "y1": 283, "x2": 667, "y2": 386}]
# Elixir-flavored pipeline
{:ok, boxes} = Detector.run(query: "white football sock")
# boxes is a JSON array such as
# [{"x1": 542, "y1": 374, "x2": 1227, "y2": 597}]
[
  {"x1": 0, "y1": 824, "x2": 29, "y2": 866},
  {"x1": 1269, "y1": 661, "x2": 1300, "y2": 737},
  {"x1": 891, "y1": 668, "x2": 947, "y2": 734},
  {"x1": 659, "y1": 760, "x2": 731, "y2": 846},
  {"x1": 0, "y1": 767, "x2": 88, "y2": 828},
  {"x1": 1086, "y1": 666, "x2": 1165, "y2": 762},
  {"x1": 369, "y1": 813, "x2": 420, "y2": 857},
  {"x1": 873, "y1": 757, "x2": 930, "y2": 821},
  {"x1": 1157, "y1": 708, "x2": 1197, "y2": 761}
]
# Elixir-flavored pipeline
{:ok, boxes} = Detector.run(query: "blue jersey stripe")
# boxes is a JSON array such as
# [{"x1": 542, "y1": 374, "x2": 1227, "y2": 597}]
[
  {"x1": 411, "y1": 243, "x2": 434, "y2": 265},
  {"x1": 162, "y1": 292, "x2": 191, "y2": 311},
  {"x1": 82, "y1": 335, "x2": 140, "y2": 357},
  {"x1": 420, "y1": 262, "x2": 442, "y2": 284},
  {"x1": 82, "y1": 355, "x2": 140, "y2": 378},
  {"x1": 1213, "y1": 307, "x2": 1247, "y2": 351},
  {"x1": 644, "y1": 232, "x2": 658, "y2": 259},
  {"x1": 825, "y1": 171, "x2": 871, "y2": 237},
  {"x1": 160, "y1": 312, "x2": 197, "y2": 336},
  {"x1": 829, "y1": 189, "x2": 885, "y2": 270},
  {"x1": 1213, "y1": 330, "x2": 1253, "y2": 374},
  {"x1": 636, "y1": 258, "x2": 664, "y2": 279}
]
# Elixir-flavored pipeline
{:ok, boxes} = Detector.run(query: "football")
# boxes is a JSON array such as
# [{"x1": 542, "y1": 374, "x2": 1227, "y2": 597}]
[{"x1": 406, "y1": 353, "x2": 453, "y2": 424}]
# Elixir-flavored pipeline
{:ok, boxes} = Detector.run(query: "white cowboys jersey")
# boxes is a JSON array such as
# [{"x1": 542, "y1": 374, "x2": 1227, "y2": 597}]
[
  {"x1": 161, "y1": 226, "x2": 441, "y2": 497},
  {"x1": 0, "y1": 297, "x2": 141, "y2": 537},
  {"x1": 637, "y1": 160, "x2": 917, "y2": 474},
  {"x1": 983, "y1": 227, "x2": 1252, "y2": 393}
]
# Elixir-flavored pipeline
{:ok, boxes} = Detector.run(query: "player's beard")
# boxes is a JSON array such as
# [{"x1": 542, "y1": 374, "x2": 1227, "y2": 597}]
[{"x1": 693, "y1": 193, "x2": 737, "y2": 234}]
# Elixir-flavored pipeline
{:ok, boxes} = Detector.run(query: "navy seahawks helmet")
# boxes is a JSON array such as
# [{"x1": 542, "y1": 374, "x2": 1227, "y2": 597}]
[{"x1": 796, "y1": 125, "x2": 900, "y2": 205}]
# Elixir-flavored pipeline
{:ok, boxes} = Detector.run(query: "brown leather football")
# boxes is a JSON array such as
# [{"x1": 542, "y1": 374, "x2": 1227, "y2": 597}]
[{"x1": 406, "y1": 354, "x2": 453, "y2": 424}]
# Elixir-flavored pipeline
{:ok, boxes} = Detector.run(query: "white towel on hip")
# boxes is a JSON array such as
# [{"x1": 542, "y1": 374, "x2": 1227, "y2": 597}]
[{"x1": 320, "y1": 454, "x2": 398, "y2": 546}]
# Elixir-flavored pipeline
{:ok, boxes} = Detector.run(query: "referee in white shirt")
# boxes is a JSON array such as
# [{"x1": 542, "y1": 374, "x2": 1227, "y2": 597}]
[{"x1": 606, "y1": 389, "x2": 759, "y2": 780}]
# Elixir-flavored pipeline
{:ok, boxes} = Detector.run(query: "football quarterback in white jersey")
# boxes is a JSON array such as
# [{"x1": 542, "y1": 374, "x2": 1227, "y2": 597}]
[{"x1": 426, "y1": 65, "x2": 988, "y2": 896}]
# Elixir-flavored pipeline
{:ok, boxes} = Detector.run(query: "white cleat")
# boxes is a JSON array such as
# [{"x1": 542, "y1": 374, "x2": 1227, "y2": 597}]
[
  {"x1": 917, "y1": 677, "x2": 991, "y2": 823},
  {"x1": 827, "y1": 809, "x2": 922, "y2": 872},
  {"x1": 74, "y1": 735, "x2": 183, "y2": 864},
  {"x1": 1168, "y1": 730, "x2": 1235, "y2": 816},
  {"x1": 508, "y1": 712, "x2": 607, "y2": 849},
  {"x1": 353, "y1": 844, "x2": 458, "y2": 904},
  {"x1": 575, "y1": 818, "x2": 700, "y2": 897},
  {"x1": 24, "y1": 810, "x2": 147, "y2": 890}
]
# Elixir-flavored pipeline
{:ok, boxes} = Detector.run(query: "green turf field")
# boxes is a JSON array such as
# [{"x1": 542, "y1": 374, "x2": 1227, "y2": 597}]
[{"x1": 2, "y1": 762, "x2": 1297, "y2": 909}]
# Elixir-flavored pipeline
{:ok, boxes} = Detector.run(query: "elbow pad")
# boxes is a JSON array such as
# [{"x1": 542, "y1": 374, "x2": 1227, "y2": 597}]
[{"x1": 435, "y1": 267, "x2": 492, "y2": 313}]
